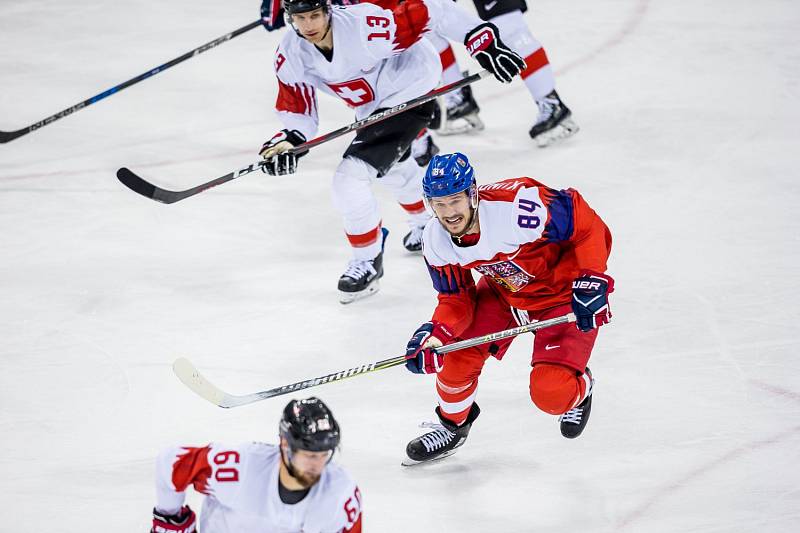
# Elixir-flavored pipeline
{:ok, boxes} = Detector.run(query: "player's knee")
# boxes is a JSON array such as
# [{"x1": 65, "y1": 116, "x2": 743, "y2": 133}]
[
  {"x1": 529, "y1": 363, "x2": 582, "y2": 415},
  {"x1": 331, "y1": 157, "x2": 378, "y2": 213}
]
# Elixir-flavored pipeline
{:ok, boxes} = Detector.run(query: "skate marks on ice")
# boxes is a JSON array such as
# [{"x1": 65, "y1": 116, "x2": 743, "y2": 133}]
[{"x1": 615, "y1": 423, "x2": 800, "y2": 530}]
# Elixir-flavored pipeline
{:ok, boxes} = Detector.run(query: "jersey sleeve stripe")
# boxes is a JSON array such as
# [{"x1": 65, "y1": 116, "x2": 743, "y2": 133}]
[{"x1": 276, "y1": 80, "x2": 316, "y2": 117}]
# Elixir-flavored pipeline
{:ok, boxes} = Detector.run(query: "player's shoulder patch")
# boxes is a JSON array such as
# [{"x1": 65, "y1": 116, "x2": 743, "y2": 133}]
[{"x1": 478, "y1": 177, "x2": 541, "y2": 202}]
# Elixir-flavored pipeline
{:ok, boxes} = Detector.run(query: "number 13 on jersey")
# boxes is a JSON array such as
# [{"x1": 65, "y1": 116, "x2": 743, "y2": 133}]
[{"x1": 366, "y1": 15, "x2": 390, "y2": 41}]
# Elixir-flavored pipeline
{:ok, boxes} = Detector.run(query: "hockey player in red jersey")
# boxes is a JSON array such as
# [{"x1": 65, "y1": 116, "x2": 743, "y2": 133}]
[
  {"x1": 258, "y1": 0, "x2": 525, "y2": 304},
  {"x1": 402, "y1": 153, "x2": 613, "y2": 465},
  {"x1": 150, "y1": 397, "x2": 362, "y2": 532}
]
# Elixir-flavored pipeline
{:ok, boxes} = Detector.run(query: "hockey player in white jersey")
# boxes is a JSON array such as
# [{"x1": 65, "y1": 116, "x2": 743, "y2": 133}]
[
  {"x1": 150, "y1": 397, "x2": 362, "y2": 533},
  {"x1": 258, "y1": 0, "x2": 525, "y2": 304},
  {"x1": 260, "y1": 0, "x2": 441, "y2": 167}
]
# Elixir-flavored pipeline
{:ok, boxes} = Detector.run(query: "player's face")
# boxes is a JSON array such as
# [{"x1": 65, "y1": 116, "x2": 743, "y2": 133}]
[
  {"x1": 429, "y1": 191, "x2": 474, "y2": 236},
  {"x1": 291, "y1": 9, "x2": 329, "y2": 43},
  {"x1": 290, "y1": 449, "x2": 332, "y2": 487}
]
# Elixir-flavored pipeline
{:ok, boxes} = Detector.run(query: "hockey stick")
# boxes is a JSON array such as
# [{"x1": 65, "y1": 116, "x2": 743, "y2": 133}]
[
  {"x1": 173, "y1": 312, "x2": 575, "y2": 408},
  {"x1": 116, "y1": 70, "x2": 492, "y2": 204},
  {"x1": 0, "y1": 20, "x2": 262, "y2": 144}
]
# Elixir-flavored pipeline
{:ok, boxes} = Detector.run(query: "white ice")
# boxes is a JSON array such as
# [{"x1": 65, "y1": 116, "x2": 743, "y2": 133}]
[{"x1": 1, "y1": 0, "x2": 799, "y2": 531}]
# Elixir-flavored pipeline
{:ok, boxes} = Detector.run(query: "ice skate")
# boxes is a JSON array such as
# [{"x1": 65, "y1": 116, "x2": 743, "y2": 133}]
[
  {"x1": 529, "y1": 90, "x2": 579, "y2": 147},
  {"x1": 338, "y1": 228, "x2": 388, "y2": 304},
  {"x1": 402, "y1": 404, "x2": 480, "y2": 466},
  {"x1": 438, "y1": 83, "x2": 484, "y2": 136},
  {"x1": 411, "y1": 132, "x2": 440, "y2": 167},
  {"x1": 402, "y1": 224, "x2": 426, "y2": 253},
  {"x1": 559, "y1": 370, "x2": 594, "y2": 439}
]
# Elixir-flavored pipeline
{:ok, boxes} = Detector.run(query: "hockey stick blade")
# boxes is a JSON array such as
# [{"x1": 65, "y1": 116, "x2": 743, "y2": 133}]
[
  {"x1": 116, "y1": 161, "x2": 265, "y2": 204},
  {"x1": 0, "y1": 129, "x2": 27, "y2": 144},
  {"x1": 1, "y1": 20, "x2": 262, "y2": 144},
  {"x1": 173, "y1": 357, "x2": 235, "y2": 407},
  {"x1": 117, "y1": 70, "x2": 492, "y2": 204},
  {"x1": 173, "y1": 355, "x2": 407, "y2": 408}
]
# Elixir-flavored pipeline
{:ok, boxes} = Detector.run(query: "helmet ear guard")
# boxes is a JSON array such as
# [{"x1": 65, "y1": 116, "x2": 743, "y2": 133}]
[{"x1": 469, "y1": 183, "x2": 479, "y2": 209}]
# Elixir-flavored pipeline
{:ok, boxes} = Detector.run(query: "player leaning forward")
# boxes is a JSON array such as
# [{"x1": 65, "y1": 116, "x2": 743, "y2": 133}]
[
  {"x1": 151, "y1": 397, "x2": 362, "y2": 532},
  {"x1": 403, "y1": 153, "x2": 614, "y2": 464},
  {"x1": 259, "y1": 0, "x2": 525, "y2": 303}
]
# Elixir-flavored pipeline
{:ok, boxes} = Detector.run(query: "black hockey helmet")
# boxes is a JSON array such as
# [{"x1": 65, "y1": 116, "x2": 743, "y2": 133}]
[
  {"x1": 279, "y1": 397, "x2": 340, "y2": 452},
  {"x1": 283, "y1": 0, "x2": 331, "y2": 16}
]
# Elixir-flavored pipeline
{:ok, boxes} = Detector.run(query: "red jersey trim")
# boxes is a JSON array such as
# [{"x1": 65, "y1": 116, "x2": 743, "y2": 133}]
[{"x1": 276, "y1": 80, "x2": 316, "y2": 116}]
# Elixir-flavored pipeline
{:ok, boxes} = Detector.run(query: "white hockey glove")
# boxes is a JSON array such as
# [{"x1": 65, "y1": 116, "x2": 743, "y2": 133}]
[
  {"x1": 465, "y1": 22, "x2": 526, "y2": 84},
  {"x1": 259, "y1": 129, "x2": 307, "y2": 176}
]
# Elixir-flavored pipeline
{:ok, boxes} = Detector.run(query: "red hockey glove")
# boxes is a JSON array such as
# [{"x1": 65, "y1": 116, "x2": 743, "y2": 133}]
[
  {"x1": 405, "y1": 321, "x2": 455, "y2": 374},
  {"x1": 259, "y1": 129, "x2": 307, "y2": 176},
  {"x1": 465, "y1": 23, "x2": 526, "y2": 83},
  {"x1": 571, "y1": 270, "x2": 615, "y2": 332},
  {"x1": 152, "y1": 505, "x2": 197, "y2": 533}
]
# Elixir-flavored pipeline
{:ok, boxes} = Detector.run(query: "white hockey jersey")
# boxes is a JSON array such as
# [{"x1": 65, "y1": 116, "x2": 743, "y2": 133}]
[
  {"x1": 155, "y1": 442, "x2": 362, "y2": 533},
  {"x1": 273, "y1": 0, "x2": 484, "y2": 139}
]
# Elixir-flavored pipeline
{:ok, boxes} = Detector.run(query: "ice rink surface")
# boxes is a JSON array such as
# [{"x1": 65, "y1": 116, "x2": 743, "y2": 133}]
[{"x1": 2, "y1": 0, "x2": 799, "y2": 531}]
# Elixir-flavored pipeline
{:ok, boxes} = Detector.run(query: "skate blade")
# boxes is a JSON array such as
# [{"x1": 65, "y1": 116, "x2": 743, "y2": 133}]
[
  {"x1": 338, "y1": 280, "x2": 380, "y2": 304},
  {"x1": 401, "y1": 449, "x2": 458, "y2": 467},
  {"x1": 437, "y1": 114, "x2": 485, "y2": 136},
  {"x1": 534, "y1": 119, "x2": 580, "y2": 147}
]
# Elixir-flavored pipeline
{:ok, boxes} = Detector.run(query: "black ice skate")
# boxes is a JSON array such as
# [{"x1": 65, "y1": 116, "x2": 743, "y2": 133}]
[
  {"x1": 529, "y1": 90, "x2": 579, "y2": 147},
  {"x1": 338, "y1": 228, "x2": 388, "y2": 304},
  {"x1": 402, "y1": 223, "x2": 427, "y2": 253},
  {"x1": 411, "y1": 133, "x2": 440, "y2": 167},
  {"x1": 437, "y1": 82, "x2": 484, "y2": 136},
  {"x1": 402, "y1": 404, "x2": 480, "y2": 466},
  {"x1": 559, "y1": 370, "x2": 594, "y2": 439}
]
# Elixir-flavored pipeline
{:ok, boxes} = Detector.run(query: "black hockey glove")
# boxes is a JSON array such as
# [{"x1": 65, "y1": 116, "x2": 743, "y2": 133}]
[
  {"x1": 465, "y1": 23, "x2": 526, "y2": 84},
  {"x1": 259, "y1": 129, "x2": 307, "y2": 176},
  {"x1": 571, "y1": 270, "x2": 615, "y2": 332},
  {"x1": 260, "y1": 0, "x2": 286, "y2": 31},
  {"x1": 151, "y1": 505, "x2": 196, "y2": 533}
]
